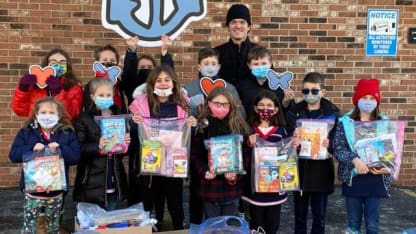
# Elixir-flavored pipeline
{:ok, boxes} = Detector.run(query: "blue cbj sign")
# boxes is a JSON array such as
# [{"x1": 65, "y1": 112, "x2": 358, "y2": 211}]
[
  {"x1": 102, "y1": 0, "x2": 207, "y2": 47},
  {"x1": 366, "y1": 9, "x2": 399, "y2": 56}
]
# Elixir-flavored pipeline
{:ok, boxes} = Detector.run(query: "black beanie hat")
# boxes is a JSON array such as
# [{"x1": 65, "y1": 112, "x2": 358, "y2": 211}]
[{"x1": 226, "y1": 4, "x2": 251, "y2": 26}]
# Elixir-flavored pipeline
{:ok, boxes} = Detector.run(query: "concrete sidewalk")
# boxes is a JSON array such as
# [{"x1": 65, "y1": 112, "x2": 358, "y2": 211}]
[{"x1": 0, "y1": 186, "x2": 415, "y2": 233}]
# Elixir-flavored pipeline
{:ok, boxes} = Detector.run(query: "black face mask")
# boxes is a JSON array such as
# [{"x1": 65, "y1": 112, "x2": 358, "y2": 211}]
[
  {"x1": 101, "y1": 62, "x2": 116, "y2": 68},
  {"x1": 138, "y1": 69, "x2": 151, "y2": 80}
]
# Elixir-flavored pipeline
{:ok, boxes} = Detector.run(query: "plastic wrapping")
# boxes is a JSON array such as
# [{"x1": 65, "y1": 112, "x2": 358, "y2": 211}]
[
  {"x1": 94, "y1": 115, "x2": 131, "y2": 155},
  {"x1": 23, "y1": 147, "x2": 67, "y2": 193},
  {"x1": 204, "y1": 134, "x2": 245, "y2": 175},
  {"x1": 352, "y1": 120, "x2": 405, "y2": 180},
  {"x1": 252, "y1": 137, "x2": 299, "y2": 193},
  {"x1": 76, "y1": 202, "x2": 156, "y2": 230},
  {"x1": 138, "y1": 117, "x2": 191, "y2": 178},
  {"x1": 296, "y1": 119, "x2": 335, "y2": 160},
  {"x1": 189, "y1": 216, "x2": 250, "y2": 234}
]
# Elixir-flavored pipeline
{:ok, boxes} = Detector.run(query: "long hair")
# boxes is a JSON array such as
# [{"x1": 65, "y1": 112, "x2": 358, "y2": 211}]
[
  {"x1": 145, "y1": 64, "x2": 188, "y2": 116},
  {"x1": 249, "y1": 90, "x2": 286, "y2": 127},
  {"x1": 25, "y1": 97, "x2": 74, "y2": 131},
  {"x1": 198, "y1": 87, "x2": 250, "y2": 136},
  {"x1": 349, "y1": 105, "x2": 381, "y2": 121},
  {"x1": 41, "y1": 48, "x2": 81, "y2": 91}
]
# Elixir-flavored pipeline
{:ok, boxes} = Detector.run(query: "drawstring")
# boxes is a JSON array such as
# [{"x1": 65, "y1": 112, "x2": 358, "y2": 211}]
[{"x1": 250, "y1": 226, "x2": 266, "y2": 234}]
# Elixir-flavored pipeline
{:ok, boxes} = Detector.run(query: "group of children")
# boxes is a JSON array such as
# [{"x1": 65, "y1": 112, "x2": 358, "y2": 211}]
[{"x1": 9, "y1": 33, "x2": 391, "y2": 234}]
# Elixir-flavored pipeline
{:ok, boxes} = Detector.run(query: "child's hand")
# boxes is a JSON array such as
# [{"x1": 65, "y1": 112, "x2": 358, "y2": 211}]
[
  {"x1": 352, "y1": 157, "x2": 369, "y2": 174},
  {"x1": 186, "y1": 116, "x2": 197, "y2": 127},
  {"x1": 48, "y1": 142, "x2": 60, "y2": 152},
  {"x1": 33, "y1": 143, "x2": 45, "y2": 152},
  {"x1": 161, "y1": 35, "x2": 172, "y2": 56},
  {"x1": 205, "y1": 171, "x2": 216, "y2": 180},
  {"x1": 224, "y1": 172, "x2": 237, "y2": 181},
  {"x1": 126, "y1": 36, "x2": 139, "y2": 51},
  {"x1": 370, "y1": 167, "x2": 391, "y2": 175},
  {"x1": 132, "y1": 113, "x2": 143, "y2": 124},
  {"x1": 282, "y1": 88, "x2": 295, "y2": 106},
  {"x1": 322, "y1": 139, "x2": 329, "y2": 149},
  {"x1": 248, "y1": 134, "x2": 256, "y2": 147},
  {"x1": 99, "y1": 136, "x2": 109, "y2": 149},
  {"x1": 124, "y1": 134, "x2": 131, "y2": 145}
]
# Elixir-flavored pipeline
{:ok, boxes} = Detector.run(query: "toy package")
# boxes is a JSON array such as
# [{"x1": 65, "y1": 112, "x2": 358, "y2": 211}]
[
  {"x1": 352, "y1": 120, "x2": 405, "y2": 180},
  {"x1": 252, "y1": 137, "x2": 299, "y2": 193},
  {"x1": 296, "y1": 119, "x2": 335, "y2": 160},
  {"x1": 138, "y1": 118, "x2": 191, "y2": 178},
  {"x1": 23, "y1": 148, "x2": 67, "y2": 193},
  {"x1": 204, "y1": 134, "x2": 245, "y2": 175},
  {"x1": 95, "y1": 115, "x2": 131, "y2": 155},
  {"x1": 279, "y1": 158, "x2": 300, "y2": 192}
]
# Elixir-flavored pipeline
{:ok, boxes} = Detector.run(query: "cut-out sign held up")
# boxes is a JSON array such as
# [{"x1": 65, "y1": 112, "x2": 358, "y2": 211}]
[{"x1": 102, "y1": 0, "x2": 208, "y2": 47}]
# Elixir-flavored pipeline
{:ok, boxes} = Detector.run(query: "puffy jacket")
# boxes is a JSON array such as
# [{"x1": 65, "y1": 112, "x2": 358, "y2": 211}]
[
  {"x1": 73, "y1": 105, "x2": 128, "y2": 208},
  {"x1": 8, "y1": 122, "x2": 80, "y2": 191},
  {"x1": 12, "y1": 76, "x2": 83, "y2": 120}
]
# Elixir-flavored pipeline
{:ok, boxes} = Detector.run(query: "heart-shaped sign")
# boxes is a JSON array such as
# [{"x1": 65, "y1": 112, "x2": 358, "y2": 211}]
[
  {"x1": 199, "y1": 77, "x2": 227, "y2": 96},
  {"x1": 29, "y1": 65, "x2": 56, "y2": 89},
  {"x1": 266, "y1": 69, "x2": 294, "y2": 90}
]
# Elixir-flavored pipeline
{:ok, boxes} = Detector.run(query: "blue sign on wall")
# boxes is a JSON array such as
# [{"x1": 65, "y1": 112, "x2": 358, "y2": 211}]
[{"x1": 366, "y1": 9, "x2": 399, "y2": 56}]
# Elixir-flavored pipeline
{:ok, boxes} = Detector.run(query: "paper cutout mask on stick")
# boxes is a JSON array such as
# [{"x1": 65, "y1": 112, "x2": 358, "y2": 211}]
[
  {"x1": 29, "y1": 65, "x2": 56, "y2": 89},
  {"x1": 200, "y1": 77, "x2": 227, "y2": 96},
  {"x1": 93, "y1": 61, "x2": 121, "y2": 85},
  {"x1": 266, "y1": 69, "x2": 294, "y2": 90}
]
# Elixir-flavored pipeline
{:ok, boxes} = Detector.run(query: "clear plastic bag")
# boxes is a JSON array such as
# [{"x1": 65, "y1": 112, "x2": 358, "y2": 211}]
[
  {"x1": 23, "y1": 147, "x2": 67, "y2": 193},
  {"x1": 252, "y1": 137, "x2": 298, "y2": 193},
  {"x1": 138, "y1": 117, "x2": 191, "y2": 178},
  {"x1": 94, "y1": 115, "x2": 131, "y2": 155},
  {"x1": 189, "y1": 216, "x2": 250, "y2": 234},
  {"x1": 352, "y1": 120, "x2": 405, "y2": 180},
  {"x1": 204, "y1": 134, "x2": 245, "y2": 175},
  {"x1": 76, "y1": 202, "x2": 156, "y2": 230},
  {"x1": 296, "y1": 119, "x2": 335, "y2": 160}
]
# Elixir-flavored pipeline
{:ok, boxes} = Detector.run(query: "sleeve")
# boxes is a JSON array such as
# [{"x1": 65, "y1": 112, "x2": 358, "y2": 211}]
[
  {"x1": 55, "y1": 85, "x2": 83, "y2": 120},
  {"x1": 8, "y1": 130, "x2": 35, "y2": 163},
  {"x1": 284, "y1": 107, "x2": 298, "y2": 136},
  {"x1": 83, "y1": 82, "x2": 92, "y2": 112},
  {"x1": 333, "y1": 122, "x2": 357, "y2": 165},
  {"x1": 12, "y1": 87, "x2": 32, "y2": 117},
  {"x1": 161, "y1": 52, "x2": 174, "y2": 69},
  {"x1": 74, "y1": 116, "x2": 101, "y2": 157},
  {"x1": 58, "y1": 131, "x2": 81, "y2": 166},
  {"x1": 191, "y1": 132, "x2": 210, "y2": 178},
  {"x1": 120, "y1": 50, "x2": 140, "y2": 90}
]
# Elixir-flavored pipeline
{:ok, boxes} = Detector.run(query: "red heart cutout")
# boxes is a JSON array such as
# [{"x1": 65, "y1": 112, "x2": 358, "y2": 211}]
[
  {"x1": 29, "y1": 65, "x2": 56, "y2": 89},
  {"x1": 200, "y1": 77, "x2": 227, "y2": 96}
]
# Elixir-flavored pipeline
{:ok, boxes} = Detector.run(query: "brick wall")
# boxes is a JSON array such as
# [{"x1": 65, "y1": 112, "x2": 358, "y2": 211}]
[{"x1": 0, "y1": 0, "x2": 415, "y2": 187}]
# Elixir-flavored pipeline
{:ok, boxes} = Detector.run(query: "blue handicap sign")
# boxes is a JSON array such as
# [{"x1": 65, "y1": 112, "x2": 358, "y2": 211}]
[{"x1": 366, "y1": 9, "x2": 399, "y2": 56}]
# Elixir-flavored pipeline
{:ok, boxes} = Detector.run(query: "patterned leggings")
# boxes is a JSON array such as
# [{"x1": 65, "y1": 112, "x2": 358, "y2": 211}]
[{"x1": 23, "y1": 193, "x2": 63, "y2": 234}]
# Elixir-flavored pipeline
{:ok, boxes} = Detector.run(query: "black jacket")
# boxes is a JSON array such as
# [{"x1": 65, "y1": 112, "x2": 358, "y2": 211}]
[
  {"x1": 285, "y1": 98, "x2": 340, "y2": 194},
  {"x1": 73, "y1": 105, "x2": 128, "y2": 208}
]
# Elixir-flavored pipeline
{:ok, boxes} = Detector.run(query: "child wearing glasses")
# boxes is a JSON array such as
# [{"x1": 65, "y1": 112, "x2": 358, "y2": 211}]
[
  {"x1": 191, "y1": 86, "x2": 250, "y2": 219},
  {"x1": 285, "y1": 72, "x2": 340, "y2": 234},
  {"x1": 12, "y1": 48, "x2": 83, "y2": 120}
]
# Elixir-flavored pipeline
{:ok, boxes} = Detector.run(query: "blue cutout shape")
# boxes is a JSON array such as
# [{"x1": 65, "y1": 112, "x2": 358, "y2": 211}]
[
  {"x1": 266, "y1": 69, "x2": 294, "y2": 90},
  {"x1": 102, "y1": 0, "x2": 207, "y2": 47},
  {"x1": 92, "y1": 61, "x2": 121, "y2": 85}
]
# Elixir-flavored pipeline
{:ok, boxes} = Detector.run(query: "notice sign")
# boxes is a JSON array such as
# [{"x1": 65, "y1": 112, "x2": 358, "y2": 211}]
[{"x1": 366, "y1": 9, "x2": 398, "y2": 56}]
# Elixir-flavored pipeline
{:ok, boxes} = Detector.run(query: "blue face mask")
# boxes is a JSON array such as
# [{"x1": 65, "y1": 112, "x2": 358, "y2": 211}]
[
  {"x1": 357, "y1": 100, "x2": 377, "y2": 113},
  {"x1": 51, "y1": 64, "x2": 67, "y2": 78},
  {"x1": 251, "y1": 66, "x2": 269, "y2": 79},
  {"x1": 95, "y1": 97, "x2": 113, "y2": 110}
]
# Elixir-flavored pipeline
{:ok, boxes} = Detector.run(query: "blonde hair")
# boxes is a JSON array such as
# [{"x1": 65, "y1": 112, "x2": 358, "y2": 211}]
[
  {"x1": 25, "y1": 97, "x2": 74, "y2": 131},
  {"x1": 198, "y1": 87, "x2": 249, "y2": 136},
  {"x1": 89, "y1": 77, "x2": 114, "y2": 96}
]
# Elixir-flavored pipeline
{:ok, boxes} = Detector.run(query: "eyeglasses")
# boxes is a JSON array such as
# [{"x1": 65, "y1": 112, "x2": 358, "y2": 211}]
[
  {"x1": 209, "y1": 101, "x2": 230, "y2": 108},
  {"x1": 48, "y1": 59, "x2": 67, "y2": 66},
  {"x1": 302, "y1": 88, "x2": 320, "y2": 95}
]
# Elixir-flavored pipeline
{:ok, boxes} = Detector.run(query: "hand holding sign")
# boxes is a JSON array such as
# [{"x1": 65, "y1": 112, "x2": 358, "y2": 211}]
[{"x1": 28, "y1": 65, "x2": 56, "y2": 89}]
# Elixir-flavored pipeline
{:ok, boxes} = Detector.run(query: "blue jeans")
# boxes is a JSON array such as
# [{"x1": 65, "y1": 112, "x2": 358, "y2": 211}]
[
  {"x1": 345, "y1": 196, "x2": 380, "y2": 234},
  {"x1": 294, "y1": 192, "x2": 328, "y2": 234}
]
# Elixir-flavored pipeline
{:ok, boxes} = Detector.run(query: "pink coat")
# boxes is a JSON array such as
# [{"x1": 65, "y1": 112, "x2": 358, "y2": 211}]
[{"x1": 129, "y1": 94, "x2": 188, "y2": 118}]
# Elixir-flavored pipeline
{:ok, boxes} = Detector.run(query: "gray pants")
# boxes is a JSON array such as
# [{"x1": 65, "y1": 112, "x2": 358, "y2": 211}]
[{"x1": 202, "y1": 199, "x2": 238, "y2": 220}]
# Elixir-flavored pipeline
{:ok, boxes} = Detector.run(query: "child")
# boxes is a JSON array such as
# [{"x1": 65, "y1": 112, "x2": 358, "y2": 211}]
[
  {"x1": 238, "y1": 46, "x2": 294, "y2": 114},
  {"x1": 285, "y1": 72, "x2": 339, "y2": 234},
  {"x1": 242, "y1": 90, "x2": 289, "y2": 233},
  {"x1": 191, "y1": 86, "x2": 250, "y2": 219},
  {"x1": 9, "y1": 97, "x2": 80, "y2": 233},
  {"x1": 183, "y1": 47, "x2": 245, "y2": 118},
  {"x1": 129, "y1": 64, "x2": 196, "y2": 230},
  {"x1": 73, "y1": 78, "x2": 130, "y2": 211},
  {"x1": 12, "y1": 48, "x2": 83, "y2": 120},
  {"x1": 334, "y1": 78, "x2": 391, "y2": 234}
]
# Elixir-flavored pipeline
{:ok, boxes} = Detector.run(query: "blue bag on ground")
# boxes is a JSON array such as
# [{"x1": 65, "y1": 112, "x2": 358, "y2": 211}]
[{"x1": 189, "y1": 216, "x2": 249, "y2": 234}]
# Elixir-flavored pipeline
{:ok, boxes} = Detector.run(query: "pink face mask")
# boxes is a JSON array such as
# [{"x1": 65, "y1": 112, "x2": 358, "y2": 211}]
[{"x1": 208, "y1": 101, "x2": 230, "y2": 119}]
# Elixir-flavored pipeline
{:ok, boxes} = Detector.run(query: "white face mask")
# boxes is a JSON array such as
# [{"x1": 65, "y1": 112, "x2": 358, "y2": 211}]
[
  {"x1": 37, "y1": 114, "x2": 59, "y2": 129},
  {"x1": 153, "y1": 87, "x2": 173, "y2": 97}
]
